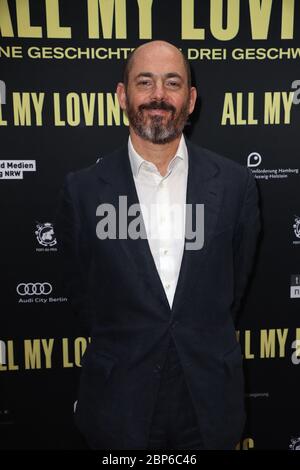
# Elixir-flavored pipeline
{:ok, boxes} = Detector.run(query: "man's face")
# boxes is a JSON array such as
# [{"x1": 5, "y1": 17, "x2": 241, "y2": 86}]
[{"x1": 117, "y1": 43, "x2": 197, "y2": 144}]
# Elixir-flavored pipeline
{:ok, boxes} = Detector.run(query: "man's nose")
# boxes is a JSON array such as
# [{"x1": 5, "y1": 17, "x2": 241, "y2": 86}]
[{"x1": 151, "y1": 80, "x2": 166, "y2": 100}]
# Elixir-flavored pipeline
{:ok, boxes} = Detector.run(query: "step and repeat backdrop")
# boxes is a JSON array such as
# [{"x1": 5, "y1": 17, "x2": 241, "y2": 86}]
[{"x1": 1, "y1": 0, "x2": 300, "y2": 450}]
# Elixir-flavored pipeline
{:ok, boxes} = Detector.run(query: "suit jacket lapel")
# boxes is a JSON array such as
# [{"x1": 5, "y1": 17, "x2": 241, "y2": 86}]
[{"x1": 171, "y1": 140, "x2": 223, "y2": 316}]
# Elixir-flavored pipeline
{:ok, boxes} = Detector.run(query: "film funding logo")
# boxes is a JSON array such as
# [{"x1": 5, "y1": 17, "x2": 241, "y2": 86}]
[
  {"x1": 0, "y1": 160, "x2": 36, "y2": 180},
  {"x1": 247, "y1": 152, "x2": 262, "y2": 168},
  {"x1": 35, "y1": 222, "x2": 57, "y2": 252},
  {"x1": 290, "y1": 275, "x2": 300, "y2": 299},
  {"x1": 247, "y1": 151, "x2": 299, "y2": 181}
]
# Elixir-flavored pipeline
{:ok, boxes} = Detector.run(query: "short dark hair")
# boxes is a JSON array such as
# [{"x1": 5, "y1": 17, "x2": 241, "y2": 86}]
[{"x1": 123, "y1": 46, "x2": 192, "y2": 90}]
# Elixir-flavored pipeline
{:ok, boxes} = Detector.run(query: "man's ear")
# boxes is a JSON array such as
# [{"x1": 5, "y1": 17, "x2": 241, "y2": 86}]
[
  {"x1": 188, "y1": 87, "x2": 197, "y2": 115},
  {"x1": 116, "y1": 82, "x2": 127, "y2": 111}
]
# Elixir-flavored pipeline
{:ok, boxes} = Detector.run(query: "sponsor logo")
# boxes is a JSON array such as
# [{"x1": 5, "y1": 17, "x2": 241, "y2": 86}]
[
  {"x1": 247, "y1": 152, "x2": 299, "y2": 181},
  {"x1": 0, "y1": 160, "x2": 36, "y2": 180},
  {"x1": 293, "y1": 216, "x2": 300, "y2": 245},
  {"x1": 16, "y1": 282, "x2": 67, "y2": 304},
  {"x1": 244, "y1": 392, "x2": 269, "y2": 398},
  {"x1": 17, "y1": 282, "x2": 52, "y2": 296},
  {"x1": 290, "y1": 275, "x2": 300, "y2": 299},
  {"x1": 35, "y1": 222, "x2": 57, "y2": 252},
  {"x1": 247, "y1": 152, "x2": 262, "y2": 168},
  {"x1": 289, "y1": 437, "x2": 300, "y2": 450}
]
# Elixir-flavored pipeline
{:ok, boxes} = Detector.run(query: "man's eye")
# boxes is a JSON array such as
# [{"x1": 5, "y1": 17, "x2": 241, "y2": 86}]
[
  {"x1": 166, "y1": 81, "x2": 180, "y2": 88},
  {"x1": 137, "y1": 80, "x2": 152, "y2": 87}
]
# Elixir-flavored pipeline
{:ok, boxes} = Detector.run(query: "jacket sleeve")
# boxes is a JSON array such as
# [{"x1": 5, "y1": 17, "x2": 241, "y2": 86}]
[
  {"x1": 231, "y1": 168, "x2": 261, "y2": 323},
  {"x1": 54, "y1": 173, "x2": 93, "y2": 335}
]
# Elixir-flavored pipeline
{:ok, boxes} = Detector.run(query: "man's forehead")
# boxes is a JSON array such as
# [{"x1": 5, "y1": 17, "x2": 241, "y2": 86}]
[
  {"x1": 130, "y1": 55, "x2": 187, "y2": 81},
  {"x1": 133, "y1": 43, "x2": 184, "y2": 64},
  {"x1": 135, "y1": 50, "x2": 183, "y2": 65},
  {"x1": 123, "y1": 41, "x2": 190, "y2": 87}
]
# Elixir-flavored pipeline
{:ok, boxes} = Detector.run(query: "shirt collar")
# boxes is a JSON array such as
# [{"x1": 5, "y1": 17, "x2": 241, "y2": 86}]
[{"x1": 128, "y1": 134, "x2": 188, "y2": 178}]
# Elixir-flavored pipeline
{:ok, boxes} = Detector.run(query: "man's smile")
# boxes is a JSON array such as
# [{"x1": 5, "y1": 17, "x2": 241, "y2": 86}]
[{"x1": 146, "y1": 109, "x2": 171, "y2": 116}]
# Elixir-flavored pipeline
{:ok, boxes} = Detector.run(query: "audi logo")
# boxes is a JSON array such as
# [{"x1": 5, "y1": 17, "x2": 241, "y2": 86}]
[{"x1": 16, "y1": 283, "x2": 53, "y2": 296}]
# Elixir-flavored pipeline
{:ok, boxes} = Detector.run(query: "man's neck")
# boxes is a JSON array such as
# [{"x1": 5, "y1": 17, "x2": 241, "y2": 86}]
[{"x1": 130, "y1": 129, "x2": 182, "y2": 177}]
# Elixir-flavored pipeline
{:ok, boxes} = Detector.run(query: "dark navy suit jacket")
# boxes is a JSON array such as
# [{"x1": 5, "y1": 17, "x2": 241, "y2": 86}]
[{"x1": 55, "y1": 138, "x2": 261, "y2": 449}]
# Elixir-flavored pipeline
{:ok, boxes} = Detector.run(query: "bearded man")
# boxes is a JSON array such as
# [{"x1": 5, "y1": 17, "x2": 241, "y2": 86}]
[{"x1": 55, "y1": 40, "x2": 261, "y2": 450}]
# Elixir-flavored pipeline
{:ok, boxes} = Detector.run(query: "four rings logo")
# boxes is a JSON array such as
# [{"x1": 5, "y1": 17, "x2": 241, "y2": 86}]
[{"x1": 17, "y1": 283, "x2": 52, "y2": 296}]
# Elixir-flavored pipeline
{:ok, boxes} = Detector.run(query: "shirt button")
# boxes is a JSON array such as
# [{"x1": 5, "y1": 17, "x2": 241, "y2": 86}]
[
  {"x1": 165, "y1": 284, "x2": 171, "y2": 290},
  {"x1": 163, "y1": 249, "x2": 168, "y2": 255}
]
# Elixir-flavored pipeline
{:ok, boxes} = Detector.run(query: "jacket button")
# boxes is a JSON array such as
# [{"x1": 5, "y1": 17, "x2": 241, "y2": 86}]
[
  {"x1": 171, "y1": 321, "x2": 178, "y2": 329},
  {"x1": 154, "y1": 364, "x2": 161, "y2": 373}
]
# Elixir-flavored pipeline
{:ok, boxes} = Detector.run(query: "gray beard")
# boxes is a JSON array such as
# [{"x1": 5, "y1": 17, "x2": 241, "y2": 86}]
[{"x1": 126, "y1": 101, "x2": 190, "y2": 145}]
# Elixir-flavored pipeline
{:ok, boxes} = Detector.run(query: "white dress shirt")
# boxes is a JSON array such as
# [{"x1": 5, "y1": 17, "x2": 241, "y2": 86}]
[{"x1": 128, "y1": 135, "x2": 188, "y2": 308}]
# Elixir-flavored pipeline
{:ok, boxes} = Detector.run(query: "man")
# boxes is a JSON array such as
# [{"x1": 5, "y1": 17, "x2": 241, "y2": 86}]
[{"x1": 55, "y1": 40, "x2": 260, "y2": 450}]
